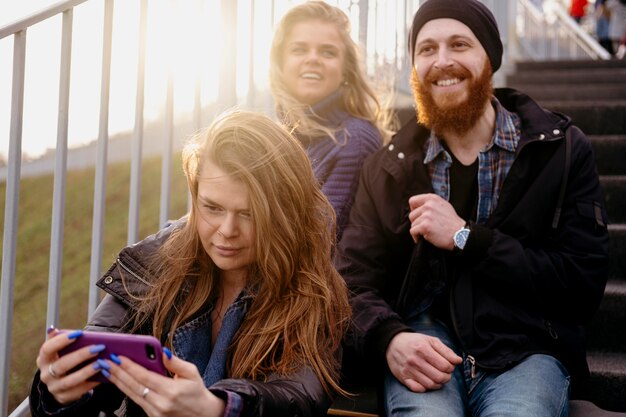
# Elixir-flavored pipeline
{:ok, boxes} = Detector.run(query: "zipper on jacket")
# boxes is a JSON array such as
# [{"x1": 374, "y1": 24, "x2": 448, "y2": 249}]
[
  {"x1": 467, "y1": 355, "x2": 477, "y2": 379},
  {"x1": 116, "y1": 257, "x2": 153, "y2": 287},
  {"x1": 449, "y1": 279, "x2": 482, "y2": 378},
  {"x1": 544, "y1": 319, "x2": 559, "y2": 340}
]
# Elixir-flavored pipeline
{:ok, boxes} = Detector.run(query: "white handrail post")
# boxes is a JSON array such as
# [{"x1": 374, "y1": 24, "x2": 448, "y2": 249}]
[
  {"x1": 127, "y1": 0, "x2": 148, "y2": 246},
  {"x1": 0, "y1": 29, "x2": 27, "y2": 417},
  {"x1": 160, "y1": 61, "x2": 174, "y2": 227},
  {"x1": 218, "y1": 0, "x2": 237, "y2": 110},
  {"x1": 89, "y1": 0, "x2": 115, "y2": 316},
  {"x1": 47, "y1": 8, "x2": 74, "y2": 330}
]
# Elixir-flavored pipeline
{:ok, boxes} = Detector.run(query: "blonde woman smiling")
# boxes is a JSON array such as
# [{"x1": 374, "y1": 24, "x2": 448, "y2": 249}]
[{"x1": 270, "y1": 1, "x2": 392, "y2": 240}]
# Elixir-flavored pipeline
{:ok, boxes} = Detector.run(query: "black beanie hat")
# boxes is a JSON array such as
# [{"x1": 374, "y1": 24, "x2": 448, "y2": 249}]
[{"x1": 408, "y1": 0, "x2": 503, "y2": 73}]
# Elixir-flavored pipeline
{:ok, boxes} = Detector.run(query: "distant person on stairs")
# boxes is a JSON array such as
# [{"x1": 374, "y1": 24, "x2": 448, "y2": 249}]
[
  {"x1": 570, "y1": 0, "x2": 589, "y2": 23},
  {"x1": 607, "y1": 0, "x2": 626, "y2": 57},
  {"x1": 595, "y1": 0, "x2": 615, "y2": 55},
  {"x1": 335, "y1": 0, "x2": 610, "y2": 416}
]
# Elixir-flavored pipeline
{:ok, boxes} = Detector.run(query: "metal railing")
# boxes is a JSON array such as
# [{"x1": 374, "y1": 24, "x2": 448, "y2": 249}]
[
  {"x1": 0, "y1": 1, "x2": 187, "y2": 415},
  {"x1": 1, "y1": 3, "x2": 91, "y2": 416},
  {"x1": 0, "y1": 1, "x2": 420, "y2": 415},
  {"x1": 516, "y1": 0, "x2": 611, "y2": 60}
]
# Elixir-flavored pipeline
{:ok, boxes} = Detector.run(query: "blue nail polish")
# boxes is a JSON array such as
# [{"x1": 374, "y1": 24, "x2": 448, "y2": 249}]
[
  {"x1": 67, "y1": 330, "x2": 83, "y2": 339},
  {"x1": 110, "y1": 353, "x2": 121, "y2": 365},
  {"x1": 163, "y1": 347, "x2": 172, "y2": 360},
  {"x1": 101, "y1": 369, "x2": 111, "y2": 378},
  {"x1": 93, "y1": 362, "x2": 101, "y2": 371},
  {"x1": 96, "y1": 359, "x2": 110, "y2": 370},
  {"x1": 89, "y1": 344, "x2": 106, "y2": 354},
  {"x1": 46, "y1": 325, "x2": 56, "y2": 334}
]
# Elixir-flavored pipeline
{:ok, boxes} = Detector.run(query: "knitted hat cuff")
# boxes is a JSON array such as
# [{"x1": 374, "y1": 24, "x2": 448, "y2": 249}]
[{"x1": 408, "y1": 0, "x2": 503, "y2": 73}]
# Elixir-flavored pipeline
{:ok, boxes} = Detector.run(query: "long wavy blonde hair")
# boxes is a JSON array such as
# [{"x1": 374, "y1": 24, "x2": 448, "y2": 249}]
[
  {"x1": 132, "y1": 109, "x2": 350, "y2": 395},
  {"x1": 270, "y1": 0, "x2": 393, "y2": 143}
]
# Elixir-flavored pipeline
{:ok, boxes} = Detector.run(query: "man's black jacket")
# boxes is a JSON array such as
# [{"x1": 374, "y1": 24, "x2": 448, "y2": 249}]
[{"x1": 335, "y1": 88, "x2": 609, "y2": 383}]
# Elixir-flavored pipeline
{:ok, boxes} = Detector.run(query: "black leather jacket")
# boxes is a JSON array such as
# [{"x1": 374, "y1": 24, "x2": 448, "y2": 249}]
[
  {"x1": 336, "y1": 88, "x2": 609, "y2": 384},
  {"x1": 30, "y1": 221, "x2": 335, "y2": 417}
]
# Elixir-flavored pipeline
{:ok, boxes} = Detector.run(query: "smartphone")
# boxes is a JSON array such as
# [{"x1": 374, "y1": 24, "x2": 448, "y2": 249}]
[{"x1": 58, "y1": 330, "x2": 168, "y2": 383}]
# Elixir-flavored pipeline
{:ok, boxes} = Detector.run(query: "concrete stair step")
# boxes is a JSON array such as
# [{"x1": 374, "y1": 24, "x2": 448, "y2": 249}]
[
  {"x1": 591, "y1": 136, "x2": 626, "y2": 176},
  {"x1": 586, "y1": 280, "x2": 626, "y2": 351},
  {"x1": 536, "y1": 101, "x2": 626, "y2": 135},
  {"x1": 602, "y1": 176, "x2": 626, "y2": 225},
  {"x1": 504, "y1": 83, "x2": 626, "y2": 101},
  {"x1": 609, "y1": 225, "x2": 626, "y2": 281},
  {"x1": 515, "y1": 60, "x2": 626, "y2": 71},
  {"x1": 507, "y1": 68, "x2": 626, "y2": 85},
  {"x1": 576, "y1": 351, "x2": 626, "y2": 412}
]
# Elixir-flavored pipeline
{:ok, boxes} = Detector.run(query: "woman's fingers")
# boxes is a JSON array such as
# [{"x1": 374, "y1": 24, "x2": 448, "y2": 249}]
[
  {"x1": 42, "y1": 359, "x2": 102, "y2": 405},
  {"x1": 42, "y1": 347, "x2": 106, "y2": 381},
  {"x1": 38, "y1": 329, "x2": 83, "y2": 362},
  {"x1": 36, "y1": 328, "x2": 107, "y2": 404},
  {"x1": 46, "y1": 378, "x2": 100, "y2": 405},
  {"x1": 37, "y1": 329, "x2": 84, "y2": 384},
  {"x1": 162, "y1": 350, "x2": 201, "y2": 380},
  {"x1": 39, "y1": 339, "x2": 107, "y2": 385},
  {"x1": 105, "y1": 358, "x2": 148, "y2": 401},
  {"x1": 105, "y1": 351, "x2": 225, "y2": 417},
  {"x1": 102, "y1": 354, "x2": 167, "y2": 416}
]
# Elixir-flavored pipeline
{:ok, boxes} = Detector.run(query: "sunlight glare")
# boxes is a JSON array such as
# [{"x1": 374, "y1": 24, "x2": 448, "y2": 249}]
[{"x1": 1, "y1": 0, "x2": 399, "y2": 161}]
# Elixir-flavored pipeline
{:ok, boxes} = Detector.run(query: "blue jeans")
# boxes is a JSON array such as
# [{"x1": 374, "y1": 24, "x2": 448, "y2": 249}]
[{"x1": 384, "y1": 314, "x2": 570, "y2": 417}]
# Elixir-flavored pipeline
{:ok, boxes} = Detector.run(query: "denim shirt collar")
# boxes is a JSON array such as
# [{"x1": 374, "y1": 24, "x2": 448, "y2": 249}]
[{"x1": 172, "y1": 290, "x2": 252, "y2": 387}]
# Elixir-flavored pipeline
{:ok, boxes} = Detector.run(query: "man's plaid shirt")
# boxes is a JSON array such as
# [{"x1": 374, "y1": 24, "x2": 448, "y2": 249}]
[{"x1": 423, "y1": 98, "x2": 522, "y2": 224}]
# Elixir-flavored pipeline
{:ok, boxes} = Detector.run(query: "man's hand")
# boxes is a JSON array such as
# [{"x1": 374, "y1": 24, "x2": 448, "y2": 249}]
[
  {"x1": 386, "y1": 332, "x2": 462, "y2": 392},
  {"x1": 408, "y1": 193, "x2": 465, "y2": 249}
]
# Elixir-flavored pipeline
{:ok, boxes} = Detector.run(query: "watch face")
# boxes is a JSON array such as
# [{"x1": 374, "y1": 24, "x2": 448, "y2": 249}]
[{"x1": 454, "y1": 228, "x2": 470, "y2": 250}]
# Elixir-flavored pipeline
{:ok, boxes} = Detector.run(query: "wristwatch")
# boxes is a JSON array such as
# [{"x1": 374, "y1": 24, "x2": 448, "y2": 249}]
[{"x1": 453, "y1": 224, "x2": 471, "y2": 252}]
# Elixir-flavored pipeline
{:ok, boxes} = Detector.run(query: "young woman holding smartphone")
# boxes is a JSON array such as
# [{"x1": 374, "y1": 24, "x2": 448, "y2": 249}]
[{"x1": 30, "y1": 110, "x2": 351, "y2": 417}]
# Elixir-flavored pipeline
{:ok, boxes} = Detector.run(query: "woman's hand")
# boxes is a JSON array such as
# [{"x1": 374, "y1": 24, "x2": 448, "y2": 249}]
[
  {"x1": 104, "y1": 350, "x2": 226, "y2": 417},
  {"x1": 36, "y1": 327, "x2": 104, "y2": 404}
]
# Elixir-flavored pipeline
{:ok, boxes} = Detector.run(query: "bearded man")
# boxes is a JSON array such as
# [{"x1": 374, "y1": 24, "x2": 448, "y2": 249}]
[{"x1": 335, "y1": 0, "x2": 609, "y2": 416}]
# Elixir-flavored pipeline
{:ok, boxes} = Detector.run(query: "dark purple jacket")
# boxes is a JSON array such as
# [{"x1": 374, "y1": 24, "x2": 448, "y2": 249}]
[
  {"x1": 335, "y1": 88, "x2": 609, "y2": 383},
  {"x1": 297, "y1": 90, "x2": 382, "y2": 241}
]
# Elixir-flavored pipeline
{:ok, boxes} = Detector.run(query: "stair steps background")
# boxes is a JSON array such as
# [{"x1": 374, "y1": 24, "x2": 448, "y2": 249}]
[
  {"x1": 512, "y1": 59, "x2": 626, "y2": 413},
  {"x1": 329, "y1": 59, "x2": 626, "y2": 416}
]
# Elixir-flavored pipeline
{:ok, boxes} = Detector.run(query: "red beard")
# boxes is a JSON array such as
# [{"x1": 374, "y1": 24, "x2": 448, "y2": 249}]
[{"x1": 411, "y1": 63, "x2": 493, "y2": 136}]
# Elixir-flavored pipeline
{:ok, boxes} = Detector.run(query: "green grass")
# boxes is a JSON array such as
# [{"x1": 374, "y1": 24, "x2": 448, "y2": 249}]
[{"x1": 0, "y1": 154, "x2": 188, "y2": 412}]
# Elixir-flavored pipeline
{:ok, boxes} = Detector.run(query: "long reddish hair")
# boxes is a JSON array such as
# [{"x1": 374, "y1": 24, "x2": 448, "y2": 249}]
[{"x1": 132, "y1": 109, "x2": 351, "y2": 395}]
